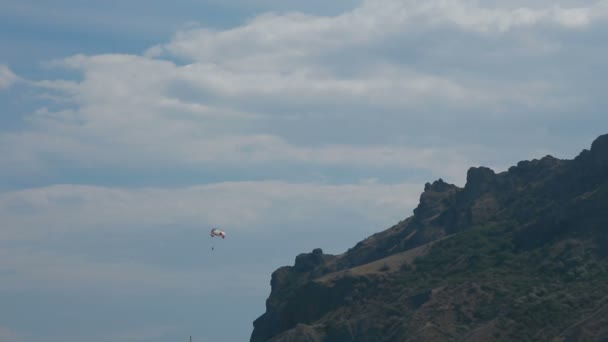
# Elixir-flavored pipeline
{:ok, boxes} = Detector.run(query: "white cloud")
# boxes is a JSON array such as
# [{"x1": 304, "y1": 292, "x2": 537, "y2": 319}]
[
  {"x1": 0, "y1": 56, "x2": 573, "y2": 178},
  {"x1": 150, "y1": 0, "x2": 607, "y2": 64},
  {"x1": 2, "y1": 0, "x2": 607, "y2": 186},
  {"x1": 42, "y1": 52, "x2": 491, "y2": 112},
  {"x1": 2, "y1": 51, "x2": 497, "y2": 178},
  {"x1": 0, "y1": 65, "x2": 18, "y2": 89},
  {"x1": 0, "y1": 180, "x2": 423, "y2": 296},
  {"x1": 415, "y1": 3, "x2": 596, "y2": 32},
  {"x1": 0, "y1": 181, "x2": 421, "y2": 240}
]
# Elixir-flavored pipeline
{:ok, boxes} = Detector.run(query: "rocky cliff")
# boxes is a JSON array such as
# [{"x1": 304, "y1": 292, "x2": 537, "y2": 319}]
[{"x1": 251, "y1": 134, "x2": 608, "y2": 342}]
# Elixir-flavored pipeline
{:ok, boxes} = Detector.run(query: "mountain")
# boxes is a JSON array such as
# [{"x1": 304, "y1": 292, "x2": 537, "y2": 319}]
[{"x1": 251, "y1": 134, "x2": 608, "y2": 342}]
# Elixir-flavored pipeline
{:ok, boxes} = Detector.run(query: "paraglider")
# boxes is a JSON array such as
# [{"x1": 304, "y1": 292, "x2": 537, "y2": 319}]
[
  {"x1": 210, "y1": 228, "x2": 226, "y2": 239},
  {"x1": 210, "y1": 228, "x2": 226, "y2": 251}
]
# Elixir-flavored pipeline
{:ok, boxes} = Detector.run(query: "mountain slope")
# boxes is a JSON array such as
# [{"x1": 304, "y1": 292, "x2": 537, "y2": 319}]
[{"x1": 251, "y1": 134, "x2": 608, "y2": 342}]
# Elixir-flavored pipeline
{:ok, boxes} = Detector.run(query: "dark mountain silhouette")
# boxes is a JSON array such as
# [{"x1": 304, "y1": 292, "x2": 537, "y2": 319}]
[{"x1": 251, "y1": 133, "x2": 608, "y2": 342}]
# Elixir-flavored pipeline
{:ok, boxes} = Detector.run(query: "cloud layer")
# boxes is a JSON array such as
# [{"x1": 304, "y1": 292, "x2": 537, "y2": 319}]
[
  {"x1": 4, "y1": 1, "x2": 607, "y2": 187},
  {"x1": 0, "y1": 181, "x2": 420, "y2": 240},
  {"x1": 2, "y1": 1, "x2": 608, "y2": 341},
  {"x1": 0, "y1": 65, "x2": 18, "y2": 89}
]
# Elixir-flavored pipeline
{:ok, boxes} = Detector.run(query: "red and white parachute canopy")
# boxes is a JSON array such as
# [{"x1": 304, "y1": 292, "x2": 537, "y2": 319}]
[{"x1": 210, "y1": 228, "x2": 226, "y2": 239}]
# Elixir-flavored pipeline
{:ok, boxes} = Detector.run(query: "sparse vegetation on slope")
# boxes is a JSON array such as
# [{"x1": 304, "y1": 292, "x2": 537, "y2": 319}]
[{"x1": 251, "y1": 134, "x2": 608, "y2": 342}]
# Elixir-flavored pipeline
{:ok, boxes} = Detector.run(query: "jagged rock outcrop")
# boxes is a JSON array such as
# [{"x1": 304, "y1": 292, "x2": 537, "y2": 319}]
[
  {"x1": 252, "y1": 134, "x2": 608, "y2": 342},
  {"x1": 294, "y1": 249, "x2": 330, "y2": 272}
]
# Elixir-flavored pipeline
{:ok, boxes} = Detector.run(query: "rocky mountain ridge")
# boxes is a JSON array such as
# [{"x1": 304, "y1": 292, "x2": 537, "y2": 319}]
[{"x1": 251, "y1": 134, "x2": 608, "y2": 342}]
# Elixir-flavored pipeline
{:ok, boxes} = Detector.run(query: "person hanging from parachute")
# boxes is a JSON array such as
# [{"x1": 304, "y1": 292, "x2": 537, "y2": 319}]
[{"x1": 210, "y1": 228, "x2": 226, "y2": 251}]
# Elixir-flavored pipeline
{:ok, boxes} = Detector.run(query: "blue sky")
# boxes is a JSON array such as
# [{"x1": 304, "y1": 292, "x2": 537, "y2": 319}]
[{"x1": 1, "y1": 0, "x2": 608, "y2": 341}]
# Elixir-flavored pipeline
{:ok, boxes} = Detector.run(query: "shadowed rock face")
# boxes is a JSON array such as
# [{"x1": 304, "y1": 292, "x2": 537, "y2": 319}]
[
  {"x1": 294, "y1": 249, "x2": 327, "y2": 272},
  {"x1": 251, "y1": 134, "x2": 608, "y2": 342}
]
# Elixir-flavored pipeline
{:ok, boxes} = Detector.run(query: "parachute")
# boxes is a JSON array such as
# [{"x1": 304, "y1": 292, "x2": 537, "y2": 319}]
[
  {"x1": 210, "y1": 228, "x2": 226, "y2": 239},
  {"x1": 209, "y1": 228, "x2": 226, "y2": 251}
]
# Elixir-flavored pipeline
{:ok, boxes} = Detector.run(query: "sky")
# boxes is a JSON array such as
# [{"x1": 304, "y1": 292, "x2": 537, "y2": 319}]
[{"x1": 1, "y1": 0, "x2": 608, "y2": 341}]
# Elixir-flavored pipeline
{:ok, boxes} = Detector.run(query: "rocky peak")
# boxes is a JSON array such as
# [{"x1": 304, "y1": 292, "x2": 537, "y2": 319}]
[
  {"x1": 590, "y1": 133, "x2": 608, "y2": 164},
  {"x1": 506, "y1": 155, "x2": 564, "y2": 186},
  {"x1": 464, "y1": 166, "x2": 496, "y2": 196},
  {"x1": 294, "y1": 248, "x2": 326, "y2": 272},
  {"x1": 539, "y1": 154, "x2": 559, "y2": 163},
  {"x1": 414, "y1": 179, "x2": 459, "y2": 223},
  {"x1": 424, "y1": 178, "x2": 457, "y2": 193}
]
